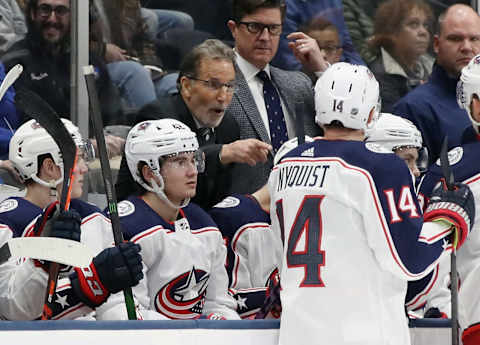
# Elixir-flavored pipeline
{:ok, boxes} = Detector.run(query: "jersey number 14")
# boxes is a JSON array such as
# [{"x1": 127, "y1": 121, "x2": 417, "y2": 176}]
[{"x1": 276, "y1": 195, "x2": 326, "y2": 288}]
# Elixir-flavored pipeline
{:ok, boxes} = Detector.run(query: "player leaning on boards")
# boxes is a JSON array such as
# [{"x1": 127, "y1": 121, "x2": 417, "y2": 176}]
[
  {"x1": 269, "y1": 62, "x2": 475, "y2": 345},
  {"x1": 0, "y1": 119, "x2": 143, "y2": 320},
  {"x1": 417, "y1": 54, "x2": 480, "y2": 345},
  {"x1": 100, "y1": 119, "x2": 240, "y2": 320}
]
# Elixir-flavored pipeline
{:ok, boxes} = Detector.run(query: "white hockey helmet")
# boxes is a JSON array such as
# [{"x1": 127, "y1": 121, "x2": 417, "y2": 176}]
[
  {"x1": 9, "y1": 118, "x2": 89, "y2": 187},
  {"x1": 125, "y1": 119, "x2": 203, "y2": 208},
  {"x1": 457, "y1": 54, "x2": 480, "y2": 133},
  {"x1": 365, "y1": 113, "x2": 422, "y2": 151},
  {"x1": 273, "y1": 135, "x2": 314, "y2": 165},
  {"x1": 315, "y1": 62, "x2": 380, "y2": 131}
]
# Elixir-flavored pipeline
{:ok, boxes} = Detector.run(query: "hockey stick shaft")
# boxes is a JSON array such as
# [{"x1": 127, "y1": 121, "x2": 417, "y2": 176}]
[
  {"x1": 83, "y1": 65, "x2": 137, "y2": 320},
  {"x1": 0, "y1": 64, "x2": 23, "y2": 102},
  {"x1": 439, "y1": 137, "x2": 458, "y2": 345}
]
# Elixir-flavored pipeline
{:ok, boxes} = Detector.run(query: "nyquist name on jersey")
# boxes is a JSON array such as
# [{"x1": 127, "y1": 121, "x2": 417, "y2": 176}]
[{"x1": 276, "y1": 164, "x2": 330, "y2": 192}]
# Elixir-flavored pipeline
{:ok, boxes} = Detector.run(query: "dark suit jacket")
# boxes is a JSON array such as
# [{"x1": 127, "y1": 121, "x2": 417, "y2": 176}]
[
  {"x1": 225, "y1": 64, "x2": 322, "y2": 194},
  {"x1": 115, "y1": 94, "x2": 240, "y2": 209}
]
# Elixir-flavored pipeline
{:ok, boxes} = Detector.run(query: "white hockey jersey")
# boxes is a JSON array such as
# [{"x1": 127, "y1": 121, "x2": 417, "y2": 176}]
[
  {"x1": 418, "y1": 140, "x2": 480, "y2": 332},
  {"x1": 270, "y1": 139, "x2": 454, "y2": 345},
  {"x1": 106, "y1": 196, "x2": 239, "y2": 320},
  {"x1": 0, "y1": 197, "x2": 114, "y2": 320}
]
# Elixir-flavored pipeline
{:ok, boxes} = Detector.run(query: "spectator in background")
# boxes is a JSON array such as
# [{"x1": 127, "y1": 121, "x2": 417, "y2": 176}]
[
  {"x1": 342, "y1": 0, "x2": 381, "y2": 65},
  {"x1": 271, "y1": 0, "x2": 364, "y2": 71},
  {"x1": 140, "y1": 6, "x2": 193, "y2": 41},
  {"x1": 225, "y1": 0, "x2": 326, "y2": 195},
  {"x1": 1, "y1": 0, "x2": 140, "y2": 158},
  {"x1": 298, "y1": 16, "x2": 342, "y2": 82},
  {"x1": 0, "y1": 0, "x2": 27, "y2": 56},
  {"x1": 368, "y1": 0, "x2": 435, "y2": 113},
  {"x1": 92, "y1": 0, "x2": 178, "y2": 101},
  {"x1": 393, "y1": 4, "x2": 480, "y2": 165}
]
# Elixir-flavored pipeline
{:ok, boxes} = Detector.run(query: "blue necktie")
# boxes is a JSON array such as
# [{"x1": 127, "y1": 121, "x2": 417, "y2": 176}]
[{"x1": 257, "y1": 70, "x2": 288, "y2": 152}]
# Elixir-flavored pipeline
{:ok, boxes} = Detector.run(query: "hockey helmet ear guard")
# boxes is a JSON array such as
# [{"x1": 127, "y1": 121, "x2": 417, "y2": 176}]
[
  {"x1": 9, "y1": 118, "x2": 87, "y2": 187},
  {"x1": 314, "y1": 62, "x2": 380, "y2": 131}
]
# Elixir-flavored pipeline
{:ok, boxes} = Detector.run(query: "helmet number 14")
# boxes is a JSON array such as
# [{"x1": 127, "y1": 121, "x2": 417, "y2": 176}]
[{"x1": 333, "y1": 99, "x2": 344, "y2": 113}]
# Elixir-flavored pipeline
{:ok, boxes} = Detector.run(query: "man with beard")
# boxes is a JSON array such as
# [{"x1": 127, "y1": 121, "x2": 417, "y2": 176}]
[{"x1": 0, "y1": 0, "x2": 129, "y2": 158}]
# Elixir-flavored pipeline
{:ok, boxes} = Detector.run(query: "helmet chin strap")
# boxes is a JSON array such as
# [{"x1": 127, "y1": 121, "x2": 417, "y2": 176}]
[
  {"x1": 150, "y1": 172, "x2": 191, "y2": 210},
  {"x1": 31, "y1": 171, "x2": 63, "y2": 190}
]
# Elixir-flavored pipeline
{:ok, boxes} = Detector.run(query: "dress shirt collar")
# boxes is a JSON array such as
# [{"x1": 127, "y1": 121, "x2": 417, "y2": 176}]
[{"x1": 234, "y1": 50, "x2": 272, "y2": 82}]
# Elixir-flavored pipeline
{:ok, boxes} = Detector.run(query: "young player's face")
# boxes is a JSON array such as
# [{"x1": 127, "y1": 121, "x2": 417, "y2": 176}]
[
  {"x1": 70, "y1": 157, "x2": 88, "y2": 199},
  {"x1": 160, "y1": 152, "x2": 198, "y2": 206},
  {"x1": 32, "y1": 0, "x2": 70, "y2": 45},
  {"x1": 228, "y1": 7, "x2": 282, "y2": 69},
  {"x1": 394, "y1": 147, "x2": 420, "y2": 178},
  {"x1": 470, "y1": 96, "x2": 480, "y2": 123}
]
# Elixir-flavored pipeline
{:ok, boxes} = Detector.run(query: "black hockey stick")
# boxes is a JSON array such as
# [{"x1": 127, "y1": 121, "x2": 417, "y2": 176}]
[
  {"x1": 15, "y1": 88, "x2": 78, "y2": 320},
  {"x1": 439, "y1": 136, "x2": 459, "y2": 345},
  {"x1": 83, "y1": 65, "x2": 137, "y2": 320}
]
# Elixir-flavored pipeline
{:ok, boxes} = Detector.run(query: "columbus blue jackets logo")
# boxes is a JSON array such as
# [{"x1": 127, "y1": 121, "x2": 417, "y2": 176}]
[{"x1": 154, "y1": 267, "x2": 210, "y2": 319}]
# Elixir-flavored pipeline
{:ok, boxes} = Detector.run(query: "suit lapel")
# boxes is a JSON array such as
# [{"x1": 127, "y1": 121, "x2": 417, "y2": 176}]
[
  {"x1": 233, "y1": 64, "x2": 271, "y2": 143},
  {"x1": 270, "y1": 67, "x2": 297, "y2": 121}
]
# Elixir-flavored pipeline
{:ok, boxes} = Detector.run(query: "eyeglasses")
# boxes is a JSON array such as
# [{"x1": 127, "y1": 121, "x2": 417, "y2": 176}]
[
  {"x1": 36, "y1": 4, "x2": 70, "y2": 18},
  {"x1": 238, "y1": 21, "x2": 282, "y2": 36},
  {"x1": 186, "y1": 76, "x2": 236, "y2": 93},
  {"x1": 318, "y1": 44, "x2": 342, "y2": 55}
]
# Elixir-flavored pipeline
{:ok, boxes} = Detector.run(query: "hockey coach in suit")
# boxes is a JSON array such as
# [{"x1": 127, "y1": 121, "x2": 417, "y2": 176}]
[
  {"x1": 225, "y1": 0, "x2": 327, "y2": 194},
  {"x1": 115, "y1": 39, "x2": 271, "y2": 209}
]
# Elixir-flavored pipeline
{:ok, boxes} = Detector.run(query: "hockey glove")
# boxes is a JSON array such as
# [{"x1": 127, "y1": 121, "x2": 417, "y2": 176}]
[
  {"x1": 70, "y1": 242, "x2": 143, "y2": 308},
  {"x1": 462, "y1": 323, "x2": 480, "y2": 345},
  {"x1": 32, "y1": 202, "x2": 82, "y2": 272},
  {"x1": 32, "y1": 201, "x2": 81, "y2": 242},
  {"x1": 424, "y1": 182, "x2": 475, "y2": 249},
  {"x1": 423, "y1": 307, "x2": 448, "y2": 319}
]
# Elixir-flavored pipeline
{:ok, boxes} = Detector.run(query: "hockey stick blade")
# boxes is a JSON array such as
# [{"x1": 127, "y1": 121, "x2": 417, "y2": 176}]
[
  {"x1": 0, "y1": 238, "x2": 94, "y2": 267},
  {"x1": 0, "y1": 64, "x2": 23, "y2": 102},
  {"x1": 439, "y1": 136, "x2": 459, "y2": 345},
  {"x1": 14, "y1": 88, "x2": 78, "y2": 320},
  {"x1": 83, "y1": 65, "x2": 137, "y2": 320}
]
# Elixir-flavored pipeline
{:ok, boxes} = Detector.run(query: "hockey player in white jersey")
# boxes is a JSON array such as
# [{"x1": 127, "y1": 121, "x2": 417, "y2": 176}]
[
  {"x1": 208, "y1": 137, "x2": 312, "y2": 319},
  {"x1": 270, "y1": 62, "x2": 475, "y2": 345},
  {"x1": 0, "y1": 119, "x2": 143, "y2": 320},
  {"x1": 416, "y1": 54, "x2": 480, "y2": 345},
  {"x1": 104, "y1": 119, "x2": 239, "y2": 320},
  {"x1": 366, "y1": 113, "x2": 451, "y2": 319}
]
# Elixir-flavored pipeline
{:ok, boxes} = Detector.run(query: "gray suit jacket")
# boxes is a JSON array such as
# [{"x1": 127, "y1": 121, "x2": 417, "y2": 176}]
[{"x1": 226, "y1": 64, "x2": 322, "y2": 194}]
